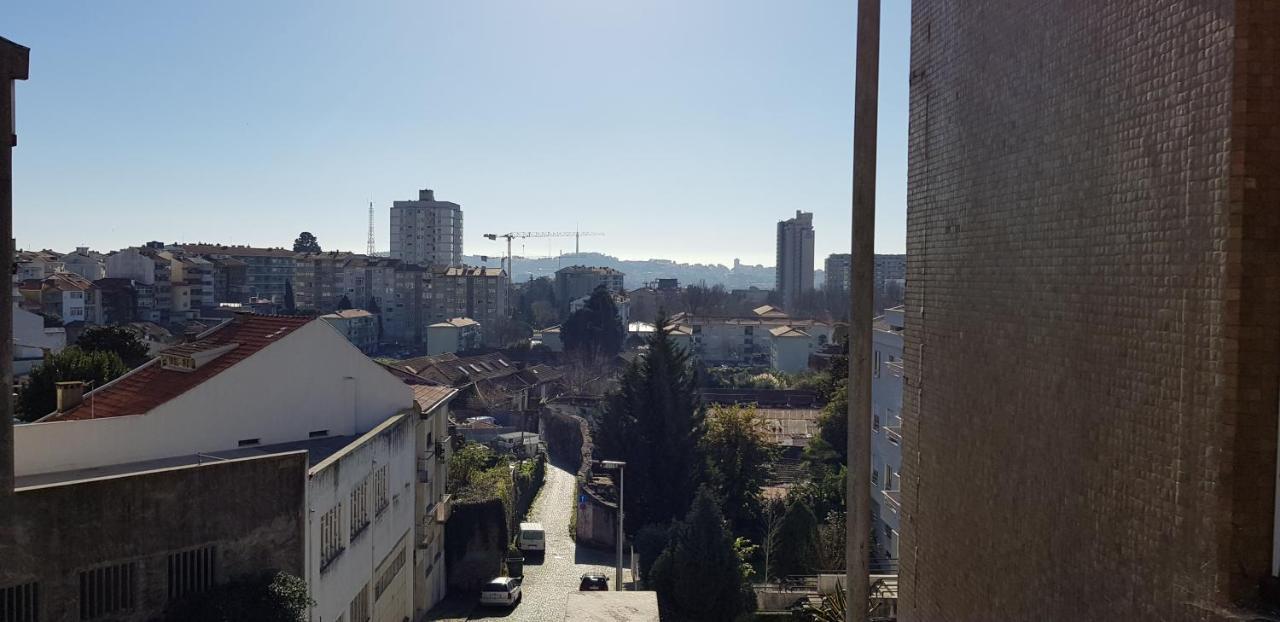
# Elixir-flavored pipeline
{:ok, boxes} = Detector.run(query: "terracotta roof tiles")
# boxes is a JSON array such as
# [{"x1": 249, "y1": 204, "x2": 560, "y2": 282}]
[{"x1": 45, "y1": 314, "x2": 313, "y2": 422}]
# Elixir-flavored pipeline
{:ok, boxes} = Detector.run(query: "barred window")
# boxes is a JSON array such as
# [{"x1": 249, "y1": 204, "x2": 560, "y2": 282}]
[
  {"x1": 167, "y1": 546, "x2": 216, "y2": 601},
  {"x1": 350, "y1": 480, "x2": 370, "y2": 539},
  {"x1": 373, "y1": 465, "x2": 389, "y2": 516},
  {"x1": 320, "y1": 504, "x2": 345, "y2": 571},
  {"x1": 0, "y1": 582, "x2": 39, "y2": 622},
  {"x1": 374, "y1": 546, "x2": 407, "y2": 600},
  {"x1": 79, "y1": 562, "x2": 136, "y2": 620},
  {"x1": 348, "y1": 583, "x2": 370, "y2": 622}
]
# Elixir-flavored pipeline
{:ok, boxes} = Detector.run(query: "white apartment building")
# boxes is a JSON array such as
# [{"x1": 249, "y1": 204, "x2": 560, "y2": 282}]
[
  {"x1": 104, "y1": 248, "x2": 158, "y2": 284},
  {"x1": 13, "y1": 314, "x2": 456, "y2": 622},
  {"x1": 390, "y1": 189, "x2": 463, "y2": 268},
  {"x1": 13, "y1": 300, "x2": 65, "y2": 376},
  {"x1": 670, "y1": 306, "x2": 831, "y2": 372},
  {"x1": 425, "y1": 317, "x2": 482, "y2": 356},
  {"x1": 870, "y1": 306, "x2": 905, "y2": 564},
  {"x1": 60, "y1": 246, "x2": 106, "y2": 280}
]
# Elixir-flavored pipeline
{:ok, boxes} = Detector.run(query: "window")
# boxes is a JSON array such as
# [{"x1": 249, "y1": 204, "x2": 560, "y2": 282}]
[
  {"x1": 373, "y1": 465, "x2": 389, "y2": 516},
  {"x1": 350, "y1": 479, "x2": 371, "y2": 538},
  {"x1": 309, "y1": 429, "x2": 329, "y2": 438},
  {"x1": 348, "y1": 584, "x2": 370, "y2": 622},
  {"x1": 79, "y1": 562, "x2": 137, "y2": 620},
  {"x1": 873, "y1": 350, "x2": 881, "y2": 378},
  {"x1": 871, "y1": 469, "x2": 879, "y2": 486},
  {"x1": 320, "y1": 504, "x2": 344, "y2": 570},
  {"x1": 873, "y1": 414, "x2": 881, "y2": 431},
  {"x1": 237, "y1": 438, "x2": 260, "y2": 447},
  {"x1": 374, "y1": 546, "x2": 407, "y2": 600},
  {"x1": 167, "y1": 546, "x2": 216, "y2": 601},
  {"x1": 884, "y1": 465, "x2": 894, "y2": 491},
  {"x1": 0, "y1": 582, "x2": 39, "y2": 622}
]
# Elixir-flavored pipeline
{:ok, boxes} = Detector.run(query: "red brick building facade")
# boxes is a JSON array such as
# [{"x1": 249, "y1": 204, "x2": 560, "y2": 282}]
[{"x1": 900, "y1": 1, "x2": 1280, "y2": 620}]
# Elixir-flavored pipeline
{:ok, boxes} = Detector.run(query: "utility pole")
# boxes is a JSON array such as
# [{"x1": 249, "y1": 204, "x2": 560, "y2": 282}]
[
  {"x1": 0, "y1": 36, "x2": 30, "y2": 549},
  {"x1": 847, "y1": 2, "x2": 880, "y2": 622}
]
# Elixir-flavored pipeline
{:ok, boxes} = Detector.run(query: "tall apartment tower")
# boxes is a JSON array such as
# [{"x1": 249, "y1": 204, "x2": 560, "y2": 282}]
[
  {"x1": 774, "y1": 210, "x2": 814, "y2": 311},
  {"x1": 389, "y1": 189, "x2": 463, "y2": 267},
  {"x1": 901, "y1": 2, "x2": 1280, "y2": 621}
]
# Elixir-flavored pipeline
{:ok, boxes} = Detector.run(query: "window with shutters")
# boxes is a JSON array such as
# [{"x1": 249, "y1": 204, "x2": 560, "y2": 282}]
[
  {"x1": 348, "y1": 584, "x2": 370, "y2": 622},
  {"x1": 374, "y1": 546, "x2": 407, "y2": 600},
  {"x1": 350, "y1": 479, "x2": 371, "y2": 539},
  {"x1": 373, "y1": 465, "x2": 389, "y2": 516},
  {"x1": 78, "y1": 562, "x2": 137, "y2": 620},
  {"x1": 320, "y1": 504, "x2": 345, "y2": 571},
  {"x1": 167, "y1": 546, "x2": 216, "y2": 601},
  {"x1": 0, "y1": 582, "x2": 39, "y2": 622}
]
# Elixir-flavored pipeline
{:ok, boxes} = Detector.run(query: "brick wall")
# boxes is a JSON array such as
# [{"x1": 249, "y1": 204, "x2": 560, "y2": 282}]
[{"x1": 901, "y1": 1, "x2": 1280, "y2": 620}]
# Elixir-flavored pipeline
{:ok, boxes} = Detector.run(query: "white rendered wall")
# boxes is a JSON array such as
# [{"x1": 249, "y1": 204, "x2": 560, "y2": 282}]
[{"x1": 14, "y1": 320, "x2": 413, "y2": 477}]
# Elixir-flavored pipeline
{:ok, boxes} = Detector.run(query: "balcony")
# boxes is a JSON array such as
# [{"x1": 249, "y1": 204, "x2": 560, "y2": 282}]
[
  {"x1": 885, "y1": 424, "x2": 902, "y2": 446},
  {"x1": 435, "y1": 493, "x2": 452, "y2": 524},
  {"x1": 882, "y1": 489, "x2": 901, "y2": 511},
  {"x1": 435, "y1": 437, "x2": 451, "y2": 462}
]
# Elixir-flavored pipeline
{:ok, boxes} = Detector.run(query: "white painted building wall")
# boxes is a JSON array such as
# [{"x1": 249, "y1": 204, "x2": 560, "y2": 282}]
[
  {"x1": 61, "y1": 249, "x2": 106, "y2": 281},
  {"x1": 105, "y1": 248, "x2": 157, "y2": 284},
  {"x1": 60, "y1": 289, "x2": 88, "y2": 323},
  {"x1": 14, "y1": 320, "x2": 412, "y2": 477},
  {"x1": 870, "y1": 307, "x2": 905, "y2": 562},
  {"x1": 414, "y1": 396, "x2": 453, "y2": 617},
  {"x1": 307, "y1": 414, "x2": 416, "y2": 622},
  {"x1": 13, "y1": 304, "x2": 65, "y2": 376},
  {"x1": 769, "y1": 334, "x2": 814, "y2": 374}
]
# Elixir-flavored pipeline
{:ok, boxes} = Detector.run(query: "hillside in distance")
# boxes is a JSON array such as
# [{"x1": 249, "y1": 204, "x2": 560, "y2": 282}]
[{"x1": 462, "y1": 252, "x2": 823, "y2": 291}]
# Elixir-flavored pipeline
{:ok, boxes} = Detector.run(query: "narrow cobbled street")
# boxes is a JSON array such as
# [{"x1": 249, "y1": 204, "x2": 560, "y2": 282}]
[{"x1": 431, "y1": 459, "x2": 632, "y2": 621}]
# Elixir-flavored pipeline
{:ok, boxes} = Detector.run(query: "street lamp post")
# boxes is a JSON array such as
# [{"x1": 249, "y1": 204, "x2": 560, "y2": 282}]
[{"x1": 599, "y1": 459, "x2": 626, "y2": 590}]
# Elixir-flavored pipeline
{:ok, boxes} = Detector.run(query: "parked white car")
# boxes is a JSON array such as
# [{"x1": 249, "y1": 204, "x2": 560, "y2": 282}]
[{"x1": 479, "y1": 577, "x2": 522, "y2": 608}]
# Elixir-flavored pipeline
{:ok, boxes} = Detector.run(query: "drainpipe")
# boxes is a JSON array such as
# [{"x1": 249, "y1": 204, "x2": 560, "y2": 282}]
[
  {"x1": 0, "y1": 37, "x2": 30, "y2": 544},
  {"x1": 847, "y1": 3, "x2": 879, "y2": 622}
]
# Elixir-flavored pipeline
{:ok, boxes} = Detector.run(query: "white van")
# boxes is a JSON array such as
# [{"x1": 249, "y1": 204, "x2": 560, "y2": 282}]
[{"x1": 517, "y1": 522, "x2": 545, "y2": 553}]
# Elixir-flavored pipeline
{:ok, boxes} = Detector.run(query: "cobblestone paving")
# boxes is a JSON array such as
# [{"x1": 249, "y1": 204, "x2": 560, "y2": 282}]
[{"x1": 428, "y1": 460, "x2": 632, "y2": 621}]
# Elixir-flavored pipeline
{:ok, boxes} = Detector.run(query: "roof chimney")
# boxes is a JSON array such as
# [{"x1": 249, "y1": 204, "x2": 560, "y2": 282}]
[
  {"x1": 55, "y1": 380, "x2": 85, "y2": 413},
  {"x1": 419, "y1": 189, "x2": 435, "y2": 201}
]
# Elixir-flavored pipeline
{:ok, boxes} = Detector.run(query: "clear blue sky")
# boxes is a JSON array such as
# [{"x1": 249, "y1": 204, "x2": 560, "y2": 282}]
[{"x1": 5, "y1": 1, "x2": 910, "y2": 266}]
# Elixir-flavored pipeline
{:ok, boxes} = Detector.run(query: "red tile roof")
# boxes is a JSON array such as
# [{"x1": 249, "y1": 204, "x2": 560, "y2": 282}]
[
  {"x1": 412, "y1": 385, "x2": 456, "y2": 413},
  {"x1": 46, "y1": 314, "x2": 314, "y2": 422}
]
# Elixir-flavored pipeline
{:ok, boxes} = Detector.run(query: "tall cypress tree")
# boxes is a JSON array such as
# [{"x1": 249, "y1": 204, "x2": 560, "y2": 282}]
[
  {"x1": 595, "y1": 313, "x2": 705, "y2": 534},
  {"x1": 650, "y1": 486, "x2": 752, "y2": 621}
]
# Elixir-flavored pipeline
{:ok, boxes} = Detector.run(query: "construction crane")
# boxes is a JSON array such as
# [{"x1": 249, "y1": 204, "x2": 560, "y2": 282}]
[{"x1": 483, "y1": 231, "x2": 605, "y2": 281}]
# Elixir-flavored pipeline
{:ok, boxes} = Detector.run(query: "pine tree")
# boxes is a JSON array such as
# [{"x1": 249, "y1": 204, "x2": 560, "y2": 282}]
[
  {"x1": 773, "y1": 496, "x2": 819, "y2": 577},
  {"x1": 283, "y1": 280, "x2": 297, "y2": 314},
  {"x1": 650, "y1": 486, "x2": 753, "y2": 621},
  {"x1": 595, "y1": 313, "x2": 705, "y2": 533}
]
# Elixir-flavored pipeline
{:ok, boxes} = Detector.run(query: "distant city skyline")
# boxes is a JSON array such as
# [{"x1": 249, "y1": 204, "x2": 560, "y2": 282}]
[{"x1": 4, "y1": 1, "x2": 911, "y2": 265}]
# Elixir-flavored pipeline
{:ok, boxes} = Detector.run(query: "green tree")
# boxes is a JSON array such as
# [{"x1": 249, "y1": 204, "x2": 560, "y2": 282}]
[
  {"x1": 650, "y1": 486, "x2": 753, "y2": 621},
  {"x1": 561, "y1": 286, "x2": 624, "y2": 360},
  {"x1": 515, "y1": 277, "x2": 558, "y2": 327},
  {"x1": 162, "y1": 571, "x2": 312, "y2": 622},
  {"x1": 810, "y1": 383, "x2": 848, "y2": 465},
  {"x1": 75, "y1": 325, "x2": 151, "y2": 367},
  {"x1": 595, "y1": 315, "x2": 705, "y2": 533},
  {"x1": 773, "y1": 496, "x2": 819, "y2": 577},
  {"x1": 282, "y1": 280, "x2": 296, "y2": 315},
  {"x1": 448, "y1": 442, "x2": 497, "y2": 493},
  {"x1": 703, "y1": 404, "x2": 776, "y2": 534},
  {"x1": 16, "y1": 348, "x2": 129, "y2": 421},
  {"x1": 336, "y1": 294, "x2": 353, "y2": 311},
  {"x1": 292, "y1": 231, "x2": 321, "y2": 253}
]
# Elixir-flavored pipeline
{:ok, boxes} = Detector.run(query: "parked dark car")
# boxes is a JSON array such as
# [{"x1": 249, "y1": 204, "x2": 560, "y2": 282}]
[{"x1": 579, "y1": 573, "x2": 609, "y2": 591}]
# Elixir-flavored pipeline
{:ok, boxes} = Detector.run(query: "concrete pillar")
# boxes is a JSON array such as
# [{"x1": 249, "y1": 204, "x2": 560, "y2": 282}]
[{"x1": 846, "y1": 3, "x2": 879, "y2": 621}]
